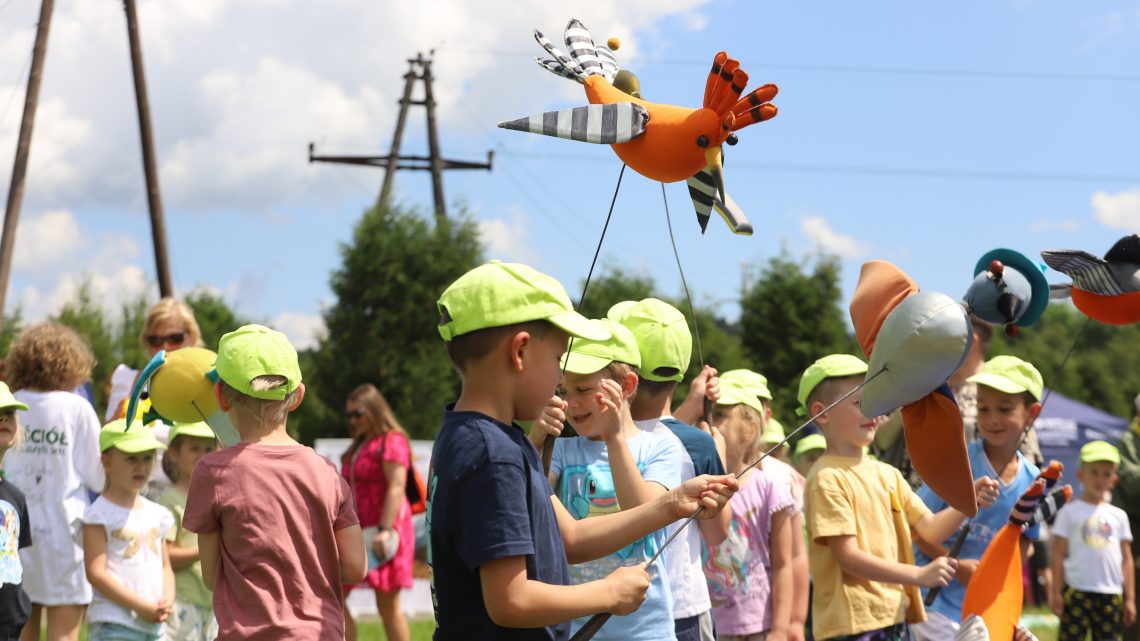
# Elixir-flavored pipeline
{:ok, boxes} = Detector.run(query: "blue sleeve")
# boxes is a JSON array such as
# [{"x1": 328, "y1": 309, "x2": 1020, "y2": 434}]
[
  {"x1": 665, "y1": 419, "x2": 725, "y2": 476},
  {"x1": 917, "y1": 482, "x2": 948, "y2": 513},
  {"x1": 551, "y1": 438, "x2": 567, "y2": 479},
  {"x1": 454, "y1": 461, "x2": 536, "y2": 570},
  {"x1": 641, "y1": 436, "x2": 683, "y2": 490}
]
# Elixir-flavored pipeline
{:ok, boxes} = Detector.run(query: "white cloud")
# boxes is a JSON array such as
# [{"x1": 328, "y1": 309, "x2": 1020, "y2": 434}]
[
  {"x1": 479, "y1": 206, "x2": 538, "y2": 264},
  {"x1": 800, "y1": 216, "x2": 869, "y2": 258},
  {"x1": 1030, "y1": 218, "x2": 1082, "y2": 233},
  {"x1": 272, "y1": 311, "x2": 325, "y2": 351},
  {"x1": 13, "y1": 209, "x2": 83, "y2": 269},
  {"x1": 1091, "y1": 188, "x2": 1140, "y2": 230}
]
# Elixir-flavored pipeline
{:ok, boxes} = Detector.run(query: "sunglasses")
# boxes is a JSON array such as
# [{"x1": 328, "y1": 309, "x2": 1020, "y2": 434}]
[
  {"x1": 346, "y1": 409, "x2": 366, "y2": 420},
  {"x1": 146, "y1": 332, "x2": 186, "y2": 349}
]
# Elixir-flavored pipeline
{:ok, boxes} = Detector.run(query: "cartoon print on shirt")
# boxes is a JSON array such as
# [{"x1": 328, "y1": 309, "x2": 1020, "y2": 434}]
[
  {"x1": 702, "y1": 505, "x2": 759, "y2": 607},
  {"x1": 0, "y1": 499, "x2": 22, "y2": 585},
  {"x1": 111, "y1": 527, "x2": 162, "y2": 560}
]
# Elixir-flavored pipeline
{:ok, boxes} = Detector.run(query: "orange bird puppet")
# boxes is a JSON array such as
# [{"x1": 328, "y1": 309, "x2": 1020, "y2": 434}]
[{"x1": 498, "y1": 19, "x2": 779, "y2": 236}]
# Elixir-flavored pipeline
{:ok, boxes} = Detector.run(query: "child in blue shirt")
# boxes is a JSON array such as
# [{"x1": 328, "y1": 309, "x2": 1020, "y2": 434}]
[{"x1": 912, "y1": 356, "x2": 1043, "y2": 641}]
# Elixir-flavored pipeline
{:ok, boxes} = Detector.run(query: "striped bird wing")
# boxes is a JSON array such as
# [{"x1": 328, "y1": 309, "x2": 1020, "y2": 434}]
[
  {"x1": 498, "y1": 103, "x2": 648, "y2": 144},
  {"x1": 535, "y1": 57, "x2": 584, "y2": 83},
  {"x1": 686, "y1": 170, "x2": 754, "y2": 236},
  {"x1": 534, "y1": 28, "x2": 584, "y2": 80},
  {"x1": 1041, "y1": 249, "x2": 1126, "y2": 296},
  {"x1": 563, "y1": 19, "x2": 608, "y2": 80}
]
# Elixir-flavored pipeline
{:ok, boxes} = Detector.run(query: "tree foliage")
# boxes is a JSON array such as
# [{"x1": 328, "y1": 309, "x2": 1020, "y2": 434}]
[
  {"x1": 305, "y1": 204, "x2": 483, "y2": 443},
  {"x1": 185, "y1": 289, "x2": 252, "y2": 351}
]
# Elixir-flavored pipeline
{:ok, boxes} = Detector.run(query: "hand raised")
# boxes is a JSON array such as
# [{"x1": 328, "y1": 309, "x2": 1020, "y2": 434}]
[
  {"x1": 595, "y1": 379, "x2": 624, "y2": 442},
  {"x1": 528, "y1": 395, "x2": 567, "y2": 450},
  {"x1": 973, "y1": 476, "x2": 1000, "y2": 509},
  {"x1": 667, "y1": 474, "x2": 739, "y2": 520}
]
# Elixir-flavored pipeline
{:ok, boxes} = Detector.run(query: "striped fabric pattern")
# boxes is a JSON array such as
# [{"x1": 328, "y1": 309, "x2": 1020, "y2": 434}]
[
  {"x1": 563, "y1": 19, "x2": 606, "y2": 80},
  {"x1": 534, "y1": 28, "x2": 584, "y2": 80},
  {"x1": 596, "y1": 45, "x2": 619, "y2": 81},
  {"x1": 686, "y1": 170, "x2": 754, "y2": 236},
  {"x1": 1032, "y1": 486, "x2": 1072, "y2": 526},
  {"x1": 498, "y1": 103, "x2": 649, "y2": 144},
  {"x1": 1009, "y1": 479, "x2": 1046, "y2": 527},
  {"x1": 535, "y1": 57, "x2": 584, "y2": 83},
  {"x1": 1041, "y1": 250, "x2": 1126, "y2": 296}
]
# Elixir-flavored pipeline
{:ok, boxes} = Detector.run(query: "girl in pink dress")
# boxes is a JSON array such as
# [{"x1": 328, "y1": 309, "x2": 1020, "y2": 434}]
[{"x1": 341, "y1": 384, "x2": 413, "y2": 641}]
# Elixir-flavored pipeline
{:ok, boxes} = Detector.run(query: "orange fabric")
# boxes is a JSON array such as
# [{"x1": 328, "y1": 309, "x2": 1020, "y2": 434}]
[
  {"x1": 902, "y1": 393, "x2": 977, "y2": 517},
  {"x1": 849, "y1": 260, "x2": 919, "y2": 358},
  {"x1": 960, "y1": 525, "x2": 1023, "y2": 641},
  {"x1": 731, "y1": 84, "x2": 779, "y2": 130},
  {"x1": 711, "y1": 65, "x2": 748, "y2": 115},
  {"x1": 1072, "y1": 288, "x2": 1140, "y2": 325},
  {"x1": 703, "y1": 52, "x2": 730, "y2": 109}
]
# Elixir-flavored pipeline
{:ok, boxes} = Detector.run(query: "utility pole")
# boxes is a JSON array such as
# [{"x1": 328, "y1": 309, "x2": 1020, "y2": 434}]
[
  {"x1": 0, "y1": 0, "x2": 55, "y2": 335},
  {"x1": 123, "y1": 0, "x2": 173, "y2": 298},
  {"x1": 309, "y1": 52, "x2": 492, "y2": 221}
]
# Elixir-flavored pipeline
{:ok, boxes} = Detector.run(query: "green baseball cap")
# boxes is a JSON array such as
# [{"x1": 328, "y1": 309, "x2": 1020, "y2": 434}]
[
  {"x1": 762, "y1": 417, "x2": 786, "y2": 444},
  {"x1": 167, "y1": 421, "x2": 218, "y2": 443},
  {"x1": 100, "y1": 419, "x2": 164, "y2": 453},
  {"x1": 0, "y1": 383, "x2": 28, "y2": 412},
  {"x1": 794, "y1": 433, "x2": 827, "y2": 462},
  {"x1": 562, "y1": 319, "x2": 641, "y2": 375},
  {"x1": 437, "y1": 261, "x2": 608, "y2": 342},
  {"x1": 1080, "y1": 440, "x2": 1120, "y2": 465},
  {"x1": 720, "y1": 369, "x2": 772, "y2": 401},
  {"x1": 212, "y1": 325, "x2": 302, "y2": 401},
  {"x1": 968, "y1": 355, "x2": 1043, "y2": 401},
  {"x1": 716, "y1": 377, "x2": 767, "y2": 414},
  {"x1": 797, "y1": 354, "x2": 868, "y2": 415},
  {"x1": 607, "y1": 298, "x2": 692, "y2": 382}
]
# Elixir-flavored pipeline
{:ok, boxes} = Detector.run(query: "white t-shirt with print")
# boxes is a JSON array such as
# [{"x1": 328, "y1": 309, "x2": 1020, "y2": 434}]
[
  {"x1": 1, "y1": 390, "x2": 104, "y2": 604},
  {"x1": 82, "y1": 496, "x2": 174, "y2": 633},
  {"x1": 1053, "y1": 498, "x2": 1133, "y2": 594}
]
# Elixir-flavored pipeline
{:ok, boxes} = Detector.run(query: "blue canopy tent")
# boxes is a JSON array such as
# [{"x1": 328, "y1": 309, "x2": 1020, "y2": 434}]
[{"x1": 1036, "y1": 390, "x2": 1129, "y2": 498}]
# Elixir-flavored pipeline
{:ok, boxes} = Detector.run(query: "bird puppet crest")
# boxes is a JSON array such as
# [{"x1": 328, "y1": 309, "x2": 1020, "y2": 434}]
[{"x1": 499, "y1": 19, "x2": 779, "y2": 236}]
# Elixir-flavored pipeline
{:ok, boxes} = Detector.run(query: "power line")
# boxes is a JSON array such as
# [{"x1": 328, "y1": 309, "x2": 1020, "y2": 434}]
[{"x1": 439, "y1": 47, "x2": 1140, "y2": 83}]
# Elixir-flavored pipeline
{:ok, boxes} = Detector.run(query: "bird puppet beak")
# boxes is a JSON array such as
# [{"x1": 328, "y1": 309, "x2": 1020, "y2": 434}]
[{"x1": 704, "y1": 147, "x2": 726, "y2": 204}]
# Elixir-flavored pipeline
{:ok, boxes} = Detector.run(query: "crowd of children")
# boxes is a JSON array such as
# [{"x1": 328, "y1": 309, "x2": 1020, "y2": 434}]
[{"x1": 0, "y1": 258, "x2": 1134, "y2": 641}]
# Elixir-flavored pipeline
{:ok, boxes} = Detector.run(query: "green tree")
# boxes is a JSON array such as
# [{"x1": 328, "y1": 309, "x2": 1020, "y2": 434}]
[
  {"x1": 185, "y1": 289, "x2": 252, "y2": 350},
  {"x1": 113, "y1": 292, "x2": 152, "y2": 373},
  {"x1": 54, "y1": 280, "x2": 117, "y2": 412},
  {"x1": 305, "y1": 204, "x2": 483, "y2": 443},
  {"x1": 739, "y1": 250, "x2": 855, "y2": 421},
  {"x1": 0, "y1": 309, "x2": 24, "y2": 359}
]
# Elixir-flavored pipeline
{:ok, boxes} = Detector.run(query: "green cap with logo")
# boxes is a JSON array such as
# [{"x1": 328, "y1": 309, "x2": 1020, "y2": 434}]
[
  {"x1": 762, "y1": 417, "x2": 786, "y2": 445},
  {"x1": 1079, "y1": 440, "x2": 1120, "y2": 465},
  {"x1": 794, "y1": 433, "x2": 827, "y2": 462},
  {"x1": 0, "y1": 382, "x2": 28, "y2": 412},
  {"x1": 797, "y1": 354, "x2": 868, "y2": 416},
  {"x1": 720, "y1": 369, "x2": 772, "y2": 401},
  {"x1": 562, "y1": 319, "x2": 641, "y2": 375},
  {"x1": 437, "y1": 261, "x2": 608, "y2": 342},
  {"x1": 607, "y1": 298, "x2": 692, "y2": 382},
  {"x1": 716, "y1": 377, "x2": 767, "y2": 414},
  {"x1": 212, "y1": 325, "x2": 302, "y2": 401},
  {"x1": 968, "y1": 355, "x2": 1043, "y2": 401},
  {"x1": 168, "y1": 421, "x2": 218, "y2": 443},
  {"x1": 100, "y1": 419, "x2": 164, "y2": 453}
]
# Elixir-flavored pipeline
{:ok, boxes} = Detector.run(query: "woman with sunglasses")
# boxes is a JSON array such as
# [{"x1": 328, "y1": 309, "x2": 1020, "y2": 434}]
[
  {"x1": 340, "y1": 384, "x2": 413, "y2": 641},
  {"x1": 105, "y1": 298, "x2": 204, "y2": 424}
]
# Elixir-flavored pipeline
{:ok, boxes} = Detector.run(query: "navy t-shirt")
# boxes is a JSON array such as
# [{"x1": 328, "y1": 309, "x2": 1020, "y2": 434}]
[
  {"x1": 660, "y1": 417, "x2": 726, "y2": 477},
  {"x1": 0, "y1": 477, "x2": 32, "y2": 629},
  {"x1": 428, "y1": 410, "x2": 570, "y2": 641}
]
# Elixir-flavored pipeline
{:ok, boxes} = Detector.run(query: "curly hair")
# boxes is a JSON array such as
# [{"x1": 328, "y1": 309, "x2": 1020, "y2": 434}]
[{"x1": 5, "y1": 322, "x2": 96, "y2": 391}]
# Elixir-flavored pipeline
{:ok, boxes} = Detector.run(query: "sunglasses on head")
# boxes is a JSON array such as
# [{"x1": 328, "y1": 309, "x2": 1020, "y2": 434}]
[
  {"x1": 146, "y1": 332, "x2": 186, "y2": 349},
  {"x1": 347, "y1": 409, "x2": 366, "y2": 420}
]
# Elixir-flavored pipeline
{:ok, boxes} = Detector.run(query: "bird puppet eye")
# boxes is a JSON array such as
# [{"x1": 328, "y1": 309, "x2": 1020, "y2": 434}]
[
  {"x1": 695, "y1": 135, "x2": 709, "y2": 148},
  {"x1": 726, "y1": 133, "x2": 739, "y2": 146}
]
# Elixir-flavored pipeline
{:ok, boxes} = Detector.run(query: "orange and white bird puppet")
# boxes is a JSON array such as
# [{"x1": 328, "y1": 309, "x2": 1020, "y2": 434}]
[
  {"x1": 498, "y1": 19, "x2": 779, "y2": 235},
  {"x1": 955, "y1": 462, "x2": 1071, "y2": 641}
]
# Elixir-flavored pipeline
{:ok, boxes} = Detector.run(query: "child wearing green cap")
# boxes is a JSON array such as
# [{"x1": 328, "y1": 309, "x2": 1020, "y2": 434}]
[
  {"x1": 431, "y1": 262, "x2": 738, "y2": 641},
  {"x1": 800, "y1": 354, "x2": 993, "y2": 641},
  {"x1": 182, "y1": 324, "x2": 366, "y2": 641},
  {"x1": 0, "y1": 383, "x2": 32, "y2": 641},
  {"x1": 82, "y1": 420, "x2": 175, "y2": 641},
  {"x1": 1049, "y1": 441, "x2": 1135, "y2": 640},
  {"x1": 705, "y1": 376, "x2": 795, "y2": 640},
  {"x1": 793, "y1": 434, "x2": 826, "y2": 479},
  {"x1": 533, "y1": 318, "x2": 684, "y2": 641},
  {"x1": 156, "y1": 422, "x2": 218, "y2": 641},
  {"x1": 912, "y1": 355, "x2": 1042, "y2": 641},
  {"x1": 609, "y1": 298, "x2": 731, "y2": 641}
]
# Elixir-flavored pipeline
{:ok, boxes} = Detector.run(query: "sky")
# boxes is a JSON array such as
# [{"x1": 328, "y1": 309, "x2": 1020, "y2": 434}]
[{"x1": 2, "y1": 0, "x2": 1139, "y2": 350}]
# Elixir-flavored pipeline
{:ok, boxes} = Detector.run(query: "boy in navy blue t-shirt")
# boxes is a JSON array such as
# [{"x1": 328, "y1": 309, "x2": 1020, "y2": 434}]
[{"x1": 430, "y1": 262, "x2": 739, "y2": 641}]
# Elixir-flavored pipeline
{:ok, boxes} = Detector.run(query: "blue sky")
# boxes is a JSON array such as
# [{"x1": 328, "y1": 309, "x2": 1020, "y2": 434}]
[{"x1": 2, "y1": 1, "x2": 1139, "y2": 348}]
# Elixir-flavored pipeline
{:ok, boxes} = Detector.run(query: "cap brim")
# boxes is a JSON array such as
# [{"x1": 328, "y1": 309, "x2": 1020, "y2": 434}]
[
  {"x1": 548, "y1": 311, "x2": 611, "y2": 341},
  {"x1": 171, "y1": 425, "x2": 218, "y2": 441},
  {"x1": 561, "y1": 351, "x2": 612, "y2": 376},
  {"x1": 0, "y1": 401, "x2": 28, "y2": 411},
  {"x1": 968, "y1": 372, "x2": 1028, "y2": 396}
]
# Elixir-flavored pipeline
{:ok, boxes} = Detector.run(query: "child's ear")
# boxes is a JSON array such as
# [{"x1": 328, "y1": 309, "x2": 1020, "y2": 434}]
[
  {"x1": 811, "y1": 401, "x2": 828, "y2": 425},
  {"x1": 288, "y1": 383, "x2": 306, "y2": 413},
  {"x1": 622, "y1": 370, "x2": 638, "y2": 398},
  {"x1": 509, "y1": 331, "x2": 531, "y2": 373},
  {"x1": 1026, "y1": 401, "x2": 1043, "y2": 423},
  {"x1": 213, "y1": 382, "x2": 231, "y2": 412}
]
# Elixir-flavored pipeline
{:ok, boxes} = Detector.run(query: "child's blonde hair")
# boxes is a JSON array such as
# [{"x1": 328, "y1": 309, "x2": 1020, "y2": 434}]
[
  {"x1": 727, "y1": 403, "x2": 765, "y2": 463},
  {"x1": 5, "y1": 322, "x2": 96, "y2": 391},
  {"x1": 218, "y1": 376, "x2": 301, "y2": 427}
]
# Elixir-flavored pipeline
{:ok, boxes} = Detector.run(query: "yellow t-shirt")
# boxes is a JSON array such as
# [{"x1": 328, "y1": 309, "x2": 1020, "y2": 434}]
[{"x1": 805, "y1": 454, "x2": 931, "y2": 639}]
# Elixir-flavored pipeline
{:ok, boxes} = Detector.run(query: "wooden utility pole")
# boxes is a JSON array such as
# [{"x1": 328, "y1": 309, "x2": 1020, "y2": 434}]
[
  {"x1": 309, "y1": 52, "x2": 492, "y2": 221},
  {"x1": 0, "y1": 0, "x2": 55, "y2": 334},
  {"x1": 123, "y1": 0, "x2": 173, "y2": 297}
]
